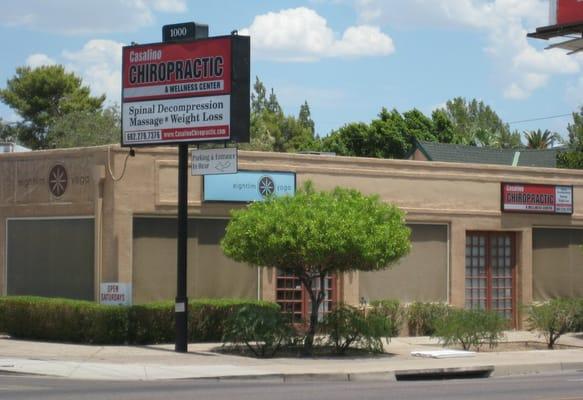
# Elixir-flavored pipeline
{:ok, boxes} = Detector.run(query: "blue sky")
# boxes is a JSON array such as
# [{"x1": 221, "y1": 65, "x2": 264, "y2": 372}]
[{"x1": 1, "y1": 0, "x2": 582, "y2": 140}]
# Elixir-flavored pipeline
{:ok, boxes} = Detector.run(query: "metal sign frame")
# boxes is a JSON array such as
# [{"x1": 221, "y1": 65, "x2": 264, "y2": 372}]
[{"x1": 120, "y1": 35, "x2": 249, "y2": 147}]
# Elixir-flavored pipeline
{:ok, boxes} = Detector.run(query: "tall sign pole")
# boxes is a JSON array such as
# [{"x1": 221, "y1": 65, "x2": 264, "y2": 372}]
[
  {"x1": 163, "y1": 22, "x2": 209, "y2": 353},
  {"x1": 120, "y1": 23, "x2": 249, "y2": 354}
]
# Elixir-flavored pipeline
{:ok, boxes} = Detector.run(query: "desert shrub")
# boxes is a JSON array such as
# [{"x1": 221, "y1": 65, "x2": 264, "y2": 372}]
[
  {"x1": 434, "y1": 308, "x2": 506, "y2": 351},
  {"x1": 222, "y1": 304, "x2": 293, "y2": 357},
  {"x1": 321, "y1": 304, "x2": 392, "y2": 355},
  {"x1": 189, "y1": 299, "x2": 279, "y2": 342},
  {"x1": 527, "y1": 299, "x2": 579, "y2": 349},
  {"x1": 407, "y1": 302, "x2": 450, "y2": 336},
  {"x1": 369, "y1": 299, "x2": 404, "y2": 336}
]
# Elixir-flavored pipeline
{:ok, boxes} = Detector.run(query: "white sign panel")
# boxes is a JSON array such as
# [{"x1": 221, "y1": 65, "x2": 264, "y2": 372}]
[
  {"x1": 192, "y1": 147, "x2": 238, "y2": 175},
  {"x1": 123, "y1": 95, "x2": 230, "y2": 145},
  {"x1": 100, "y1": 283, "x2": 132, "y2": 306}
]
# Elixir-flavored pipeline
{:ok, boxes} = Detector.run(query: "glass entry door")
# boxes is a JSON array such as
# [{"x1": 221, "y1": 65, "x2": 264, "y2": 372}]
[
  {"x1": 465, "y1": 232, "x2": 516, "y2": 322},
  {"x1": 276, "y1": 271, "x2": 336, "y2": 324}
]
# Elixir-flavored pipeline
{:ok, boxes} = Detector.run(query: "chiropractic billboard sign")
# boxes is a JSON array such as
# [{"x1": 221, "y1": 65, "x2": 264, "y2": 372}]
[
  {"x1": 121, "y1": 35, "x2": 249, "y2": 146},
  {"x1": 501, "y1": 183, "x2": 573, "y2": 214}
]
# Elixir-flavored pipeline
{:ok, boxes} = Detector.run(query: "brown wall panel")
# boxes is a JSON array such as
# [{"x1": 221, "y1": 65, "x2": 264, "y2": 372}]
[
  {"x1": 7, "y1": 219, "x2": 94, "y2": 300},
  {"x1": 132, "y1": 218, "x2": 257, "y2": 303},
  {"x1": 359, "y1": 224, "x2": 448, "y2": 302},
  {"x1": 533, "y1": 228, "x2": 583, "y2": 300}
]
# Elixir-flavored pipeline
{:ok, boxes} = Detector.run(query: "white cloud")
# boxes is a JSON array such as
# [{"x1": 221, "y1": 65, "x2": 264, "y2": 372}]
[
  {"x1": 26, "y1": 54, "x2": 56, "y2": 68},
  {"x1": 26, "y1": 39, "x2": 124, "y2": 104},
  {"x1": 354, "y1": 0, "x2": 583, "y2": 100},
  {"x1": 0, "y1": 0, "x2": 187, "y2": 34},
  {"x1": 331, "y1": 25, "x2": 394, "y2": 57},
  {"x1": 148, "y1": 0, "x2": 187, "y2": 13},
  {"x1": 240, "y1": 7, "x2": 394, "y2": 62}
]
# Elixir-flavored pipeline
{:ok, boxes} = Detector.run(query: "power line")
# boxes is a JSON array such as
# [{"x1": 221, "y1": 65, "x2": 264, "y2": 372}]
[{"x1": 508, "y1": 113, "x2": 572, "y2": 125}]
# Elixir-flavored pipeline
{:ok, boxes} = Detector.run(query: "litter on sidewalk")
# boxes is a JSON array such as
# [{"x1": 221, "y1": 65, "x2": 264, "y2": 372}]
[{"x1": 410, "y1": 350, "x2": 476, "y2": 359}]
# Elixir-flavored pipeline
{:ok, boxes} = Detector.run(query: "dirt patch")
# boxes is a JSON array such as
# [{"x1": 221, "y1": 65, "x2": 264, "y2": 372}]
[
  {"x1": 215, "y1": 345, "x2": 396, "y2": 359},
  {"x1": 441, "y1": 341, "x2": 581, "y2": 352}
]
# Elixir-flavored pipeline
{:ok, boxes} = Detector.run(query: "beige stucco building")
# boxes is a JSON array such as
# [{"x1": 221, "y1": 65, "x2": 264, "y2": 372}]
[{"x1": 1, "y1": 145, "x2": 582, "y2": 327}]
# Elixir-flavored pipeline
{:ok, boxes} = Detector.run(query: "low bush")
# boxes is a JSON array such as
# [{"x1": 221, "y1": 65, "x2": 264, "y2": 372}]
[
  {"x1": 0, "y1": 296, "x2": 128, "y2": 344},
  {"x1": 526, "y1": 299, "x2": 580, "y2": 349},
  {"x1": 369, "y1": 299, "x2": 404, "y2": 336},
  {"x1": 0, "y1": 296, "x2": 279, "y2": 345},
  {"x1": 189, "y1": 299, "x2": 279, "y2": 342},
  {"x1": 406, "y1": 302, "x2": 450, "y2": 336},
  {"x1": 127, "y1": 302, "x2": 174, "y2": 344},
  {"x1": 222, "y1": 304, "x2": 292, "y2": 357},
  {"x1": 321, "y1": 304, "x2": 392, "y2": 354},
  {"x1": 433, "y1": 308, "x2": 506, "y2": 351}
]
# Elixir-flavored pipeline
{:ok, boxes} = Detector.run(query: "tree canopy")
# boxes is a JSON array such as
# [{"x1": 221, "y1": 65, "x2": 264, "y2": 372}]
[
  {"x1": 0, "y1": 65, "x2": 105, "y2": 149},
  {"x1": 46, "y1": 107, "x2": 120, "y2": 148},
  {"x1": 242, "y1": 77, "x2": 319, "y2": 153},
  {"x1": 557, "y1": 107, "x2": 583, "y2": 169},
  {"x1": 221, "y1": 182, "x2": 411, "y2": 353},
  {"x1": 524, "y1": 129, "x2": 558, "y2": 150},
  {"x1": 442, "y1": 97, "x2": 514, "y2": 147}
]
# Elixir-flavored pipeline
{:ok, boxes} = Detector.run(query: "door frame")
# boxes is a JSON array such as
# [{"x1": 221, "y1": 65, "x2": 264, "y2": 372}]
[{"x1": 465, "y1": 231, "x2": 518, "y2": 327}]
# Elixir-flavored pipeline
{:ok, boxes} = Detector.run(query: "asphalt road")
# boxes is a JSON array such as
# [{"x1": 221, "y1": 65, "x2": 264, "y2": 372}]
[{"x1": 1, "y1": 371, "x2": 583, "y2": 400}]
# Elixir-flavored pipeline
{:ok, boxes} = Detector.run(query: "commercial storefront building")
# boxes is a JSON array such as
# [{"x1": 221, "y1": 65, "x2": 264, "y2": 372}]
[{"x1": 1, "y1": 145, "x2": 582, "y2": 327}]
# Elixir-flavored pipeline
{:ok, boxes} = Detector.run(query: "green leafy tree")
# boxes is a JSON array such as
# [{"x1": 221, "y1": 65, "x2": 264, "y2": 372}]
[
  {"x1": 402, "y1": 109, "x2": 436, "y2": 143},
  {"x1": 431, "y1": 109, "x2": 459, "y2": 144},
  {"x1": 0, "y1": 119, "x2": 19, "y2": 144},
  {"x1": 524, "y1": 129, "x2": 558, "y2": 149},
  {"x1": 46, "y1": 106, "x2": 120, "y2": 148},
  {"x1": 0, "y1": 65, "x2": 105, "y2": 149},
  {"x1": 221, "y1": 182, "x2": 411, "y2": 355},
  {"x1": 321, "y1": 122, "x2": 370, "y2": 157},
  {"x1": 243, "y1": 77, "x2": 318, "y2": 153},
  {"x1": 442, "y1": 97, "x2": 511, "y2": 147},
  {"x1": 251, "y1": 77, "x2": 268, "y2": 114},
  {"x1": 322, "y1": 108, "x2": 417, "y2": 159},
  {"x1": 298, "y1": 101, "x2": 315, "y2": 136},
  {"x1": 558, "y1": 108, "x2": 583, "y2": 169},
  {"x1": 493, "y1": 129, "x2": 523, "y2": 149}
]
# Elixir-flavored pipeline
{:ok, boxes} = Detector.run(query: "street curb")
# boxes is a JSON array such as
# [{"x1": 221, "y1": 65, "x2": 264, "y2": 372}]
[{"x1": 1, "y1": 361, "x2": 583, "y2": 382}]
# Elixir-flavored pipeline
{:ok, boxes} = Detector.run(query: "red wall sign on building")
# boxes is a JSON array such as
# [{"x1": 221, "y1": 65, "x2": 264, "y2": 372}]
[
  {"x1": 501, "y1": 183, "x2": 573, "y2": 214},
  {"x1": 121, "y1": 35, "x2": 249, "y2": 146}
]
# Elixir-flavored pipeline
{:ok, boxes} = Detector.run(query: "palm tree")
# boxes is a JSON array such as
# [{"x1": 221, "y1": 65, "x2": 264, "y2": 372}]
[{"x1": 524, "y1": 129, "x2": 558, "y2": 149}]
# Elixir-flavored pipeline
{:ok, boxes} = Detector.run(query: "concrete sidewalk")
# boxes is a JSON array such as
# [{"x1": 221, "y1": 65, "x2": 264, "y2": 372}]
[{"x1": 0, "y1": 331, "x2": 582, "y2": 381}]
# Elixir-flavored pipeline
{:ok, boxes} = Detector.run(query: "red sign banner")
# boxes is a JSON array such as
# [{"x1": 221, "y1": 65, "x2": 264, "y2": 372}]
[
  {"x1": 501, "y1": 183, "x2": 573, "y2": 214},
  {"x1": 122, "y1": 38, "x2": 232, "y2": 102},
  {"x1": 121, "y1": 35, "x2": 249, "y2": 146},
  {"x1": 556, "y1": 0, "x2": 583, "y2": 26}
]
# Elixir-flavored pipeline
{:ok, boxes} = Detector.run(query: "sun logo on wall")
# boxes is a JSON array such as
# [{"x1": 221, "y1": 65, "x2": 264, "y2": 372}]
[
  {"x1": 258, "y1": 176, "x2": 275, "y2": 197},
  {"x1": 48, "y1": 164, "x2": 68, "y2": 198}
]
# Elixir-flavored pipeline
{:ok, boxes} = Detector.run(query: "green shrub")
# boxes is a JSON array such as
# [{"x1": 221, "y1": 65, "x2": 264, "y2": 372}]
[
  {"x1": 434, "y1": 308, "x2": 506, "y2": 351},
  {"x1": 189, "y1": 299, "x2": 279, "y2": 342},
  {"x1": 572, "y1": 299, "x2": 583, "y2": 333},
  {"x1": 407, "y1": 302, "x2": 450, "y2": 336},
  {"x1": 0, "y1": 296, "x2": 280, "y2": 345},
  {"x1": 0, "y1": 296, "x2": 128, "y2": 344},
  {"x1": 127, "y1": 302, "x2": 174, "y2": 344},
  {"x1": 527, "y1": 299, "x2": 579, "y2": 349},
  {"x1": 222, "y1": 304, "x2": 292, "y2": 357},
  {"x1": 321, "y1": 304, "x2": 391, "y2": 355},
  {"x1": 369, "y1": 300, "x2": 404, "y2": 337}
]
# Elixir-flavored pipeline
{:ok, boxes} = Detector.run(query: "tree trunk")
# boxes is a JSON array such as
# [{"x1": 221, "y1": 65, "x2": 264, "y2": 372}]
[{"x1": 301, "y1": 273, "x2": 326, "y2": 356}]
